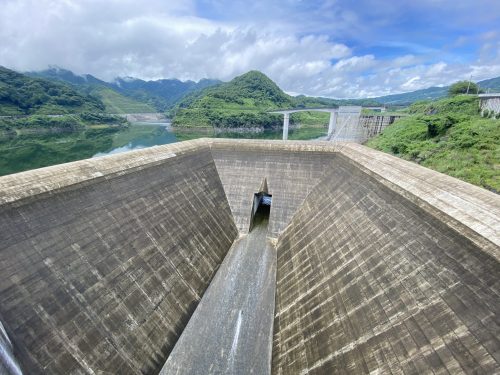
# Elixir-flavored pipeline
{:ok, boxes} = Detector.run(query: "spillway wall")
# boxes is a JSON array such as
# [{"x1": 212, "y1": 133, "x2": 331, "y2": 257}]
[
  {"x1": 211, "y1": 141, "x2": 337, "y2": 237},
  {"x1": 0, "y1": 141, "x2": 238, "y2": 374},
  {"x1": 272, "y1": 153, "x2": 500, "y2": 374},
  {"x1": 1, "y1": 139, "x2": 498, "y2": 375}
]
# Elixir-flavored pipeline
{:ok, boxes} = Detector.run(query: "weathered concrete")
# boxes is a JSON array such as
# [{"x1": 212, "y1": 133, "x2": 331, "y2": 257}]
[
  {"x1": 0, "y1": 321, "x2": 22, "y2": 375},
  {"x1": 211, "y1": 142, "x2": 337, "y2": 237},
  {"x1": 272, "y1": 151, "x2": 500, "y2": 374},
  {"x1": 479, "y1": 93, "x2": 500, "y2": 115},
  {"x1": 358, "y1": 114, "x2": 402, "y2": 140},
  {"x1": 0, "y1": 138, "x2": 499, "y2": 375},
  {"x1": 0, "y1": 140, "x2": 238, "y2": 374},
  {"x1": 160, "y1": 213, "x2": 276, "y2": 375}
]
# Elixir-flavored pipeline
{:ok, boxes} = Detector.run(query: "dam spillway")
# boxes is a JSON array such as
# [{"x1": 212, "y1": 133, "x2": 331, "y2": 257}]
[{"x1": 0, "y1": 139, "x2": 499, "y2": 374}]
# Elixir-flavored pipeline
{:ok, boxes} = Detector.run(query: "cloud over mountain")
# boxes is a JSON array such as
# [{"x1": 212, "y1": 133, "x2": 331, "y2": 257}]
[{"x1": 1, "y1": 0, "x2": 499, "y2": 98}]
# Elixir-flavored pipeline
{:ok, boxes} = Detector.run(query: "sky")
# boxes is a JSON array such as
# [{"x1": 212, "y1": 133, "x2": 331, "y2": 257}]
[{"x1": 0, "y1": 0, "x2": 499, "y2": 98}]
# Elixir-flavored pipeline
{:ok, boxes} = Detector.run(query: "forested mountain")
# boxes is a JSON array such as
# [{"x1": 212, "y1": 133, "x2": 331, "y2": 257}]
[
  {"x1": 171, "y1": 71, "x2": 384, "y2": 128},
  {"x1": 113, "y1": 76, "x2": 221, "y2": 111},
  {"x1": 0, "y1": 66, "x2": 105, "y2": 115},
  {"x1": 477, "y1": 76, "x2": 500, "y2": 92},
  {"x1": 30, "y1": 67, "x2": 221, "y2": 112},
  {"x1": 172, "y1": 71, "x2": 295, "y2": 128}
]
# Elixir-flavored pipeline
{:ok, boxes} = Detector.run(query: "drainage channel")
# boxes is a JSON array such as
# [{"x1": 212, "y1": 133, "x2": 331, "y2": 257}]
[{"x1": 160, "y1": 204, "x2": 276, "y2": 374}]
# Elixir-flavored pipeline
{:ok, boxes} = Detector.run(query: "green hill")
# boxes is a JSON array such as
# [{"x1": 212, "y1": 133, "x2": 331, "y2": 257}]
[
  {"x1": 366, "y1": 95, "x2": 500, "y2": 192},
  {"x1": 28, "y1": 67, "x2": 155, "y2": 114},
  {"x1": 0, "y1": 66, "x2": 105, "y2": 115},
  {"x1": 172, "y1": 70, "x2": 378, "y2": 134},
  {"x1": 172, "y1": 71, "x2": 294, "y2": 128}
]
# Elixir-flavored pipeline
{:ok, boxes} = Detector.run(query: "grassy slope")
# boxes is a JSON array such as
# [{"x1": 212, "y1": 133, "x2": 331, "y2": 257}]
[
  {"x1": 92, "y1": 86, "x2": 156, "y2": 114},
  {"x1": 366, "y1": 95, "x2": 499, "y2": 192}
]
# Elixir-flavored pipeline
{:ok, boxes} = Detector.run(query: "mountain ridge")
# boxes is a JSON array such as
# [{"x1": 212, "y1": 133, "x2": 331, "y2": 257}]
[
  {"x1": 172, "y1": 71, "x2": 291, "y2": 128},
  {"x1": 0, "y1": 66, "x2": 105, "y2": 115},
  {"x1": 28, "y1": 67, "x2": 222, "y2": 112},
  {"x1": 371, "y1": 76, "x2": 500, "y2": 105}
]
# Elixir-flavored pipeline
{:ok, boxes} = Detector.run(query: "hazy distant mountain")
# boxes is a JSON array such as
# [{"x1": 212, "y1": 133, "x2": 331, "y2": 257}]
[
  {"x1": 22, "y1": 67, "x2": 500, "y2": 110},
  {"x1": 28, "y1": 66, "x2": 109, "y2": 86},
  {"x1": 27, "y1": 67, "x2": 155, "y2": 113},
  {"x1": 29, "y1": 67, "x2": 222, "y2": 112},
  {"x1": 113, "y1": 76, "x2": 222, "y2": 111},
  {"x1": 372, "y1": 76, "x2": 500, "y2": 105},
  {"x1": 477, "y1": 76, "x2": 500, "y2": 92}
]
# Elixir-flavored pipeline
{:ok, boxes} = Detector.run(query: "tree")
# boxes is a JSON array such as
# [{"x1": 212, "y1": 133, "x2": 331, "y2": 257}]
[{"x1": 448, "y1": 81, "x2": 480, "y2": 96}]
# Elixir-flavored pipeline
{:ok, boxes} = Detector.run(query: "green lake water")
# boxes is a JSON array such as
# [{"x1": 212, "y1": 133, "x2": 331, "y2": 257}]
[{"x1": 0, "y1": 122, "x2": 327, "y2": 176}]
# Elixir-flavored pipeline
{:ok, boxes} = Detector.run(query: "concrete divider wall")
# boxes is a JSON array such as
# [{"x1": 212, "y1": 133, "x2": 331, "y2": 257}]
[
  {"x1": 0, "y1": 142, "x2": 238, "y2": 374},
  {"x1": 272, "y1": 155, "x2": 500, "y2": 374},
  {"x1": 211, "y1": 142, "x2": 337, "y2": 238}
]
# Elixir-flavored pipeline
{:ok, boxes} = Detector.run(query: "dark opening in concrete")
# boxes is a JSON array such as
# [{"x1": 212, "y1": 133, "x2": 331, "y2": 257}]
[{"x1": 250, "y1": 192, "x2": 272, "y2": 231}]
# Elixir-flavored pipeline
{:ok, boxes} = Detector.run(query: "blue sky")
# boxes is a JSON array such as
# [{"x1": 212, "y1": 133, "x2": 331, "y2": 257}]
[{"x1": 0, "y1": 0, "x2": 499, "y2": 97}]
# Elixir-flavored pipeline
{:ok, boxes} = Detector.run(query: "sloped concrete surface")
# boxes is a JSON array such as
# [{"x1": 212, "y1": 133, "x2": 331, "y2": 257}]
[
  {"x1": 211, "y1": 143, "x2": 337, "y2": 237},
  {"x1": 160, "y1": 214, "x2": 276, "y2": 375},
  {"x1": 0, "y1": 142, "x2": 238, "y2": 374},
  {"x1": 273, "y1": 157, "x2": 500, "y2": 374},
  {"x1": 0, "y1": 139, "x2": 498, "y2": 374}
]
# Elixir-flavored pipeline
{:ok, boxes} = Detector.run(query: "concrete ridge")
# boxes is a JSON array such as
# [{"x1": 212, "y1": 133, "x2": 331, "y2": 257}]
[
  {"x1": 0, "y1": 139, "x2": 337, "y2": 206},
  {"x1": 0, "y1": 138, "x2": 208, "y2": 206},
  {"x1": 209, "y1": 139, "x2": 500, "y2": 257},
  {"x1": 1, "y1": 138, "x2": 498, "y2": 255},
  {"x1": 338, "y1": 143, "x2": 500, "y2": 259}
]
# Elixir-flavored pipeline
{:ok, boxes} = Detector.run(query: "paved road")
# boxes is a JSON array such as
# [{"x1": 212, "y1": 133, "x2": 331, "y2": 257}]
[{"x1": 160, "y1": 215, "x2": 276, "y2": 374}]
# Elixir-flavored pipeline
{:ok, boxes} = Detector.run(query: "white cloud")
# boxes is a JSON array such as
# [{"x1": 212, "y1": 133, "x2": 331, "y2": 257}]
[{"x1": 0, "y1": 0, "x2": 499, "y2": 98}]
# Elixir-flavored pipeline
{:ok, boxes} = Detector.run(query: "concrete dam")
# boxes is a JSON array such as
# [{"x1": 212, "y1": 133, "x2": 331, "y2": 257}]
[{"x1": 0, "y1": 139, "x2": 499, "y2": 374}]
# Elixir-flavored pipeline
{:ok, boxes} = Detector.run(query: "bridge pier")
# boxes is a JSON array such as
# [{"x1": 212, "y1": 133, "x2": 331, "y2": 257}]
[{"x1": 282, "y1": 112, "x2": 290, "y2": 140}]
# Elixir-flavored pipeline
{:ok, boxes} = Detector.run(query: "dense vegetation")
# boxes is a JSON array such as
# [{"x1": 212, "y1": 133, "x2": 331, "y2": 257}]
[
  {"x1": 90, "y1": 86, "x2": 155, "y2": 114},
  {"x1": 448, "y1": 81, "x2": 481, "y2": 96},
  {"x1": 367, "y1": 95, "x2": 499, "y2": 192},
  {"x1": 30, "y1": 67, "x2": 221, "y2": 112},
  {"x1": 172, "y1": 71, "x2": 337, "y2": 131},
  {"x1": 0, "y1": 67, "x2": 105, "y2": 115},
  {"x1": 172, "y1": 71, "x2": 292, "y2": 128}
]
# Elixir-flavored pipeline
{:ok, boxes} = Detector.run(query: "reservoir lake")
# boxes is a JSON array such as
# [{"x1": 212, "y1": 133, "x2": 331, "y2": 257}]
[{"x1": 0, "y1": 121, "x2": 326, "y2": 176}]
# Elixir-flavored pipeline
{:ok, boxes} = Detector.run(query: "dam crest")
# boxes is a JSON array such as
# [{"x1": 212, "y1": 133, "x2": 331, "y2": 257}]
[{"x1": 0, "y1": 139, "x2": 499, "y2": 374}]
